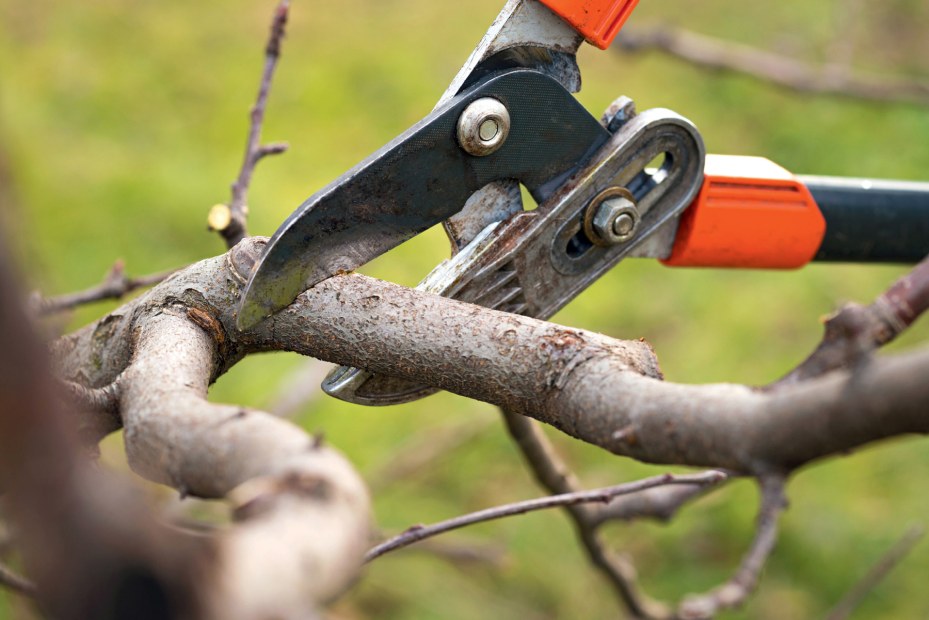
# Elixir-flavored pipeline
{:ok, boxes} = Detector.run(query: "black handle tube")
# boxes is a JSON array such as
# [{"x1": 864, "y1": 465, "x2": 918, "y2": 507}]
[{"x1": 800, "y1": 175, "x2": 929, "y2": 263}]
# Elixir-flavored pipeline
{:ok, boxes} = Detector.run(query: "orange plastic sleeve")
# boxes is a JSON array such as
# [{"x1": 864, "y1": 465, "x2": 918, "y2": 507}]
[
  {"x1": 661, "y1": 155, "x2": 826, "y2": 269},
  {"x1": 537, "y1": 0, "x2": 641, "y2": 49}
]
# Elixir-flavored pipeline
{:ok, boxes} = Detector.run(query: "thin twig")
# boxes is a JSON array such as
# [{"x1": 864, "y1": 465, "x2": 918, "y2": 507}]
[
  {"x1": 0, "y1": 561, "x2": 36, "y2": 597},
  {"x1": 211, "y1": 0, "x2": 291, "y2": 248},
  {"x1": 589, "y1": 480, "x2": 727, "y2": 526},
  {"x1": 826, "y1": 524, "x2": 926, "y2": 620},
  {"x1": 365, "y1": 471, "x2": 726, "y2": 563},
  {"x1": 501, "y1": 409, "x2": 672, "y2": 619},
  {"x1": 678, "y1": 475, "x2": 787, "y2": 618},
  {"x1": 775, "y1": 254, "x2": 929, "y2": 386},
  {"x1": 33, "y1": 260, "x2": 176, "y2": 316},
  {"x1": 617, "y1": 26, "x2": 929, "y2": 106}
]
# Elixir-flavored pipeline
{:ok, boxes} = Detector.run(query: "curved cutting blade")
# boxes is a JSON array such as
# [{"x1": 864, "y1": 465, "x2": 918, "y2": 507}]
[{"x1": 236, "y1": 69, "x2": 609, "y2": 330}]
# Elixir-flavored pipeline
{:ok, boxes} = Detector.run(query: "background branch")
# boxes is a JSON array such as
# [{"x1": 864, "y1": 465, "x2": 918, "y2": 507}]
[
  {"x1": 776, "y1": 253, "x2": 929, "y2": 386},
  {"x1": 827, "y1": 525, "x2": 926, "y2": 620},
  {"x1": 32, "y1": 260, "x2": 176, "y2": 316},
  {"x1": 365, "y1": 471, "x2": 725, "y2": 563},
  {"x1": 501, "y1": 409, "x2": 672, "y2": 619},
  {"x1": 617, "y1": 26, "x2": 929, "y2": 106}
]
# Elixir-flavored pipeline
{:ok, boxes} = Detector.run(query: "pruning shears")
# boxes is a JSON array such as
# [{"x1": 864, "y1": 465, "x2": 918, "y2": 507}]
[{"x1": 237, "y1": 0, "x2": 929, "y2": 405}]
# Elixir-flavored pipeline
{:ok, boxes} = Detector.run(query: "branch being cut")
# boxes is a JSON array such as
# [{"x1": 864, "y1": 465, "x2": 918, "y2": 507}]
[
  {"x1": 54, "y1": 238, "x2": 929, "y2": 477},
  {"x1": 210, "y1": 0, "x2": 291, "y2": 247},
  {"x1": 365, "y1": 471, "x2": 726, "y2": 562},
  {"x1": 617, "y1": 26, "x2": 929, "y2": 106}
]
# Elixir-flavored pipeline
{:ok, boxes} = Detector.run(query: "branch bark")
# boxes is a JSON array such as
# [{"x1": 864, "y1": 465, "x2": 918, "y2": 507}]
[{"x1": 55, "y1": 238, "x2": 929, "y2": 478}]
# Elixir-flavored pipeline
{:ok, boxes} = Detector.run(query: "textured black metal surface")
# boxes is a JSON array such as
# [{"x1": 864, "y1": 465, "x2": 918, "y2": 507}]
[
  {"x1": 803, "y1": 176, "x2": 929, "y2": 263},
  {"x1": 237, "y1": 69, "x2": 610, "y2": 328}
]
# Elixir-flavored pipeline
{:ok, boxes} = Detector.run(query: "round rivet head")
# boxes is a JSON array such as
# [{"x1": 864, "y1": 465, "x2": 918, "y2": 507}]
[{"x1": 457, "y1": 97, "x2": 510, "y2": 157}]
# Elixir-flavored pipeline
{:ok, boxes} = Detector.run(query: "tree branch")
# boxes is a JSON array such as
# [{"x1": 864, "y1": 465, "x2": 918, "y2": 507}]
[
  {"x1": 776, "y1": 254, "x2": 929, "y2": 386},
  {"x1": 53, "y1": 238, "x2": 929, "y2": 478},
  {"x1": 0, "y1": 561, "x2": 36, "y2": 597},
  {"x1": 365, "y1": 471, "x2": 726, "y2": 563},
  {"x1": 679, "y1": 475, "x2": 787, "y2": 618},
  {"x1": 119, "y1": 309, "x2": 371, "y2": 617},
  {"x1": 501, "y1": 410, "x2": 671, "y2": 619},
  {"x1": 32, "y1": 260, "x2": 176, "y2": 316},
  {"x1": 210, "y1": 0, "x2": 291, "y2": 247},
  {"x1": 826, "y1": 524, "x2": 926, "y2": 620},
  {"x1": 617, "y1": 26, "x2": 929, "y2": 106}
]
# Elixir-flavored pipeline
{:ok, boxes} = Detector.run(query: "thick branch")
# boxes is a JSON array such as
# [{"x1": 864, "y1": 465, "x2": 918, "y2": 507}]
[
  {"x1": 618, "y1": 26, "x2": 929, "y2": 106},
  {"x1": 54, "y1": 239, "x2": 929, "y2": 476},
  {"x1": 120, "y1": 309, "x2": 371, "y2": 617}
]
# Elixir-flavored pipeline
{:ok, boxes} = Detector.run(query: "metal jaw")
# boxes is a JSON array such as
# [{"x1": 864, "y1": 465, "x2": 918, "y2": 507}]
[{"x1": 323, "y1": 103, "x2": 706, "y2": 405}]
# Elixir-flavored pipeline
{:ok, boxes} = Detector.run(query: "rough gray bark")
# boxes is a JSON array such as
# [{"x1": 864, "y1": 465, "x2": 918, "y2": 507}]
[{"x1": 54, "y1": 237, "x2": 929, "y2": 477}]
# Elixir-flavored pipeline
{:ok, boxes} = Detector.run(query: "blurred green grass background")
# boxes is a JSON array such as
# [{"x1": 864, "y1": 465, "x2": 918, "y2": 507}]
[{"x1": 2, "y1": 0, "x2": 929, "y2": 617}]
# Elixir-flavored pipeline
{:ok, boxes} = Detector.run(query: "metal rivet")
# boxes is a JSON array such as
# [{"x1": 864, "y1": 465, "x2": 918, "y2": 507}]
[
  {"x1": 583, "y1": 187, "x2": 640, "y2": 246},
  {"x1": 457, "y1": 98, "x2": 510, "y2": 157}
]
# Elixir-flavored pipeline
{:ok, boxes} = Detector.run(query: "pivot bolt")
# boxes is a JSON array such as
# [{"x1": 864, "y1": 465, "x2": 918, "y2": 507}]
[
  {"x1": 457, "y1": 98, "x2": 510, "y2": 157},
  {"x1": 584, "y1": 187, "x2": 640, "y2": 246}
]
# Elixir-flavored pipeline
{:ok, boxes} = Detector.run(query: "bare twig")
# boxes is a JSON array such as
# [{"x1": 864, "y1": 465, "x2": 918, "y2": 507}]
[
  {"x1": 211, "y1": 0, "x2": 291, "y2": 247},
  {"x1": 617, "y1": 26, "x2": 929, "y2": 106},
  {"x1": 826, "y1": 524, "x2": 926, "y2": 620},
  {"x1": 33, "y1": 260, "x2": 176, "y2": 316},
  {"x1": 501, "y1": 410, "x2": 671, "y2": 619},
  {"x1": 679, "y1": 475, "x2": 787, "y2": 618},
  {"x1": 775, "y1": 254, "x2": 929, "y2": 386},
  {"x1": 589, "y1": 478, "x2": 728, "y2": 526},
  {"x1": 0, "y1": 561, "x2": 36, "y2": 597},
  {"x1": 365, "y1": 471, "x2": 726, "y2": 563}
]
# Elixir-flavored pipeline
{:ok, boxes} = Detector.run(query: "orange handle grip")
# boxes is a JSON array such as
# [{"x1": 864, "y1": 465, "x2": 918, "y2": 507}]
[
  {"x1": 537, "y1": 0, "x2": 641, "y2": 49},
  {"x1": 662, "y1": 155, "x2": 826, "y2": 269}
]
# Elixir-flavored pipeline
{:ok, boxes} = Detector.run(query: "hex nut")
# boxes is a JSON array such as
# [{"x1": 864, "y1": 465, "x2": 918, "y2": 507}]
[{"x1": 584, "y1": 187, "x2": 640, "y2": 246}]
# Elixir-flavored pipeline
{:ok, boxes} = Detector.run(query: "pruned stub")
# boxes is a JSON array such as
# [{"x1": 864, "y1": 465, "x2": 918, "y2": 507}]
[{"x1": 539, "y1": 328, "x2": 591, "y2": 389}]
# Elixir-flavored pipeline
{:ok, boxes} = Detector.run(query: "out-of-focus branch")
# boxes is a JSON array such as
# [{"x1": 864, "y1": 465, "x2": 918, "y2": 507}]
[
  {"x1": 679, "y1": 475, "x2": 787, "y2": 619},
  {"x1": 617, "y1": 26, "x2": 929, "y2": 106},
  {"x1": 826, "y1": 525, "x2": 926, "y2": 620},
  {"x1": 365, "y1": 471, "x2": 725, "y2": 562},
  {"x1": 209, "y1": 0, "x2": 290, "y2": 247},
  {"x1": 501, "y1": 410, "x2": 671, "y2": 619},
  {"x1": 0, "y1": 561, "x2": 35, "y2": 597},
  {"x1": 120, "y1": 309, "x2": 371, "y2": 618},
  {"x1": 776, "y1": 254, "x2": 929, "y2": 386},
  {"x1": 32, "y1": 260, "x2": 176, "y2": 316}
]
